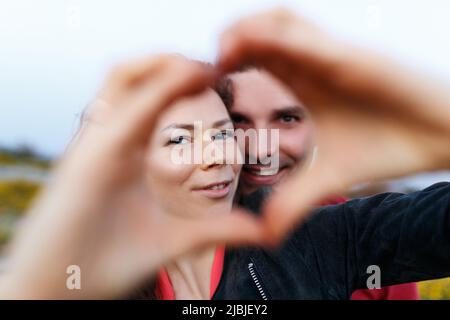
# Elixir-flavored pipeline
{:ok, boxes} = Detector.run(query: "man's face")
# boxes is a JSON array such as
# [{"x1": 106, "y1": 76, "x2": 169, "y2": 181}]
[{"x1": 229, "y1": 69, "x2": 314, "y2": 196}]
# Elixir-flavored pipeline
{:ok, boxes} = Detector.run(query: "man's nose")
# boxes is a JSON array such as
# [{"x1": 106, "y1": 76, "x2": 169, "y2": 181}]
[{"x1": 246, "y1": 128, "x2": 279, "y2": 165}]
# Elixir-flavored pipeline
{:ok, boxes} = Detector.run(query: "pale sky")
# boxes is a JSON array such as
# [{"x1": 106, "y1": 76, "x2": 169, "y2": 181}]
[{"x1": 1, "y1": 0, "x2": 450, "y2": 157}]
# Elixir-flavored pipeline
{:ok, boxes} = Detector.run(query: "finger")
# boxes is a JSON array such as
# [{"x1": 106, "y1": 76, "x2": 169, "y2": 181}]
[
  {"x1": 261, "y1": 160, "x2": 345, "y2": 245},
  {"x1": 110, "y1": 57, "x2": 216, "y2": 148},
  {"x1": 102, "y1": 54, "x2": 173, "y2": 96},
  {"x1": 217, "y1": 8, "x2": 343, "y2": 80},
  {"x1": 83, "y1": 55, "x2": 176, "y2": 134},
  {"x1": 217, "y1": 8, "x2": 325, "y2": 70},
  {"x1": 217, "y1": 9, "x2": 404, "y2": 109},
  {"x1": 184, "y1": 209, "x2": 267, "y2": 251}
]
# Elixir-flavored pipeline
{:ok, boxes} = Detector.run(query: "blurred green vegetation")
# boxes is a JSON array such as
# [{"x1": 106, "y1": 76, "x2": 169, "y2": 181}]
[
  {"x1": 0, "y1": 145, "x2": 48, "y2": 248},
  {"x1": 0, "y1": 212, "x2": 19, "y2": 248},
  {"x1": 0, "y1": 180, "x2": 42, "y2": 246},
  {"x1": 0, "y1": 145, "x2": 51, "y2": 169},
  {"x1": 0, "y1": 180, "x2": 41, "y2": 215},
  {"x1": 418, "y1": 278, "x2": 450, "y2": 300}
]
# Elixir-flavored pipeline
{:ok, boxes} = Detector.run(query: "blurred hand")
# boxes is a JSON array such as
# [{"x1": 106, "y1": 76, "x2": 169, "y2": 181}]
[
  {"x1": 0, "y1": 55, "x2": 264, "y2": 299},
  {"x1": 218, "y1": 8, "x2": 450, "y2": 244}
]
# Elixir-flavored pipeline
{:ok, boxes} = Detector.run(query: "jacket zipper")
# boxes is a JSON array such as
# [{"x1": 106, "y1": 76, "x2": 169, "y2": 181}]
[{"x1": 247, "y1": 262, "x2": 268, "y2": 300}]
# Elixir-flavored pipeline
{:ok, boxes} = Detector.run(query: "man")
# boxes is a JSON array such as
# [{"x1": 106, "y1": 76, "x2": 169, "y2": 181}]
[{"x1": 220, "y1": 66, "x2": 419, "y2": 299}]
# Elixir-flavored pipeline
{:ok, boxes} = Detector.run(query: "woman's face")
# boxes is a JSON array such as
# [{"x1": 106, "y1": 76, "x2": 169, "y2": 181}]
[{"x1": 146, "y1": 89, "x2": 242, "y2": 219}]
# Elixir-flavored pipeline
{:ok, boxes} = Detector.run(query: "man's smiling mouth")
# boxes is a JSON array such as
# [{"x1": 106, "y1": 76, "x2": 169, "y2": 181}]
[
  {"x1": 243, "y1": 166, "x2": 280, "y2": 176},
  {"x1": 241, "y1": 164, "x2": 290, "y2": 186}
]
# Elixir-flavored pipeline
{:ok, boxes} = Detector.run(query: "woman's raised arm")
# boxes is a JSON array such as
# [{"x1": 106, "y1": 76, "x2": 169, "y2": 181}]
[{"x1": 0, "y1": 55, "x2": 264, "y2": 299}]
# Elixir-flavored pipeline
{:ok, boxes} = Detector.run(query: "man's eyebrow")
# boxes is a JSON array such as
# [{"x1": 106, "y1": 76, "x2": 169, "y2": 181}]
[
  {"x1": 229, "y1": 111, "x2": 250, "y2": 121},
  {"x1": 272, "y1": 105, "x2": 306, "y2": 118},
  {"x1": 161, "y1": 119, "x2": 232, "y2": 132}
]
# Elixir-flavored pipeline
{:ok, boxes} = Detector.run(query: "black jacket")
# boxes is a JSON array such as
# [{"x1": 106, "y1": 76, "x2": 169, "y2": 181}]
[{"x1": 212, "y1": 182, "x2": 450, "y2": 300}]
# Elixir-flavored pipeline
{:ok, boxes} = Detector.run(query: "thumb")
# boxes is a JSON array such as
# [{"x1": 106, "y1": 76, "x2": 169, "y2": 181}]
[
  {"x1": 187, "y1": 209, "x2": 267, "y2": 250},
  {"x1": 262, "y1": 160, "x2": 345, "y2": 246}
]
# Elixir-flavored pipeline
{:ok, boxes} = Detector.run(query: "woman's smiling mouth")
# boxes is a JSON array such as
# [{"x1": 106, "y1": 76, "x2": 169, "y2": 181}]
[{"x1": 192, "y1": 180, "x2": 233, "y2": 199}]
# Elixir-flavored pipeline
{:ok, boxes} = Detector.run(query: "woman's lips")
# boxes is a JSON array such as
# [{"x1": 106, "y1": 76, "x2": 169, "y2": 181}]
[
  {"x1": 241, "y1": 165, "x2": 288, "y2": 186},
  {"x1": 192, "y1": 180, "x2": 233, "y2": 199}
]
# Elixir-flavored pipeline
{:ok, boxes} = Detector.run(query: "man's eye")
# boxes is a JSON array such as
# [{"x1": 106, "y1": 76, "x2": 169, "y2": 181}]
[
  {"x1": 279, "y1": 115, "x2": 299, "y2": 123},
  {"x1": 169, "y1": 136, "x2": 191, "y2": 145},
  {"x1": 212, "y1": 130, "x2": 234, "y2": 141},
  {"x1": 231, "y1": 115, "x2": 247, "y2": 124}
]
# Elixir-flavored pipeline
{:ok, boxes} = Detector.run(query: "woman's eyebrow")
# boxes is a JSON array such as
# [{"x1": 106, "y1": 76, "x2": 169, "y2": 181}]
[
  {"x1": 161, "y1": 123, "x2": 195, "y2": 132},
  {"x1": 160, "y1": 119, "x2": 231, "y2": 132},
  {"x1": 213, "y1": 118, "x2": 232, "y2": 128}
]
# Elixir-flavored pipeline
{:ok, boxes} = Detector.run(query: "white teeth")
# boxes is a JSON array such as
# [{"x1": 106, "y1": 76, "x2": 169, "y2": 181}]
[
  {"x1": 250, "y1": 168, "x2": 279, "y2": 176},
  {"x1": 209, "y1": 183, "x2": 226, "y2": 190}
]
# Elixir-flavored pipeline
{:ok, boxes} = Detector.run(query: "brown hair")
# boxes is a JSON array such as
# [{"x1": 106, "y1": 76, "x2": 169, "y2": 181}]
[
  {"x1": 215, "y1": 76, "x2": 234, "y2": 109},
  {"x1": 214, "y1": 64, "x2": 260, "y2": 110}
]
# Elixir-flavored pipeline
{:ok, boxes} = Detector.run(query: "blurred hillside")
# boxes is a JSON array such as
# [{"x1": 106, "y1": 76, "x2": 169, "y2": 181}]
[{"x1": 0, "y1": 145, "x2": 52, "y2": 169}]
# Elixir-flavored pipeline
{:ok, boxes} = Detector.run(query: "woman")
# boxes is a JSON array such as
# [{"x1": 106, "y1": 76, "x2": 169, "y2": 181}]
[{"x1": 134, "y1": 84, "x2": 245, "y2": 299}]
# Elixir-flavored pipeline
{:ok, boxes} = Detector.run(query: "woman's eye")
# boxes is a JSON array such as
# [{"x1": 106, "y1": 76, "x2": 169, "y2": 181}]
[
  {"x1": 279, "y1": 115, "x2": 299, "y2": 123},
  {"x1": 169, "y1": 136, "x2": 191, "y2": 145},
  {"x1": 212, "y1": 130, "x2": 234, "y2": 141}
]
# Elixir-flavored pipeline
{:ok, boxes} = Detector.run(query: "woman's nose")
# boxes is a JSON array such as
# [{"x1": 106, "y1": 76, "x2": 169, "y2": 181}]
[{"x1": 200, "y1": 139, "x2": 227, "y2": 170}]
